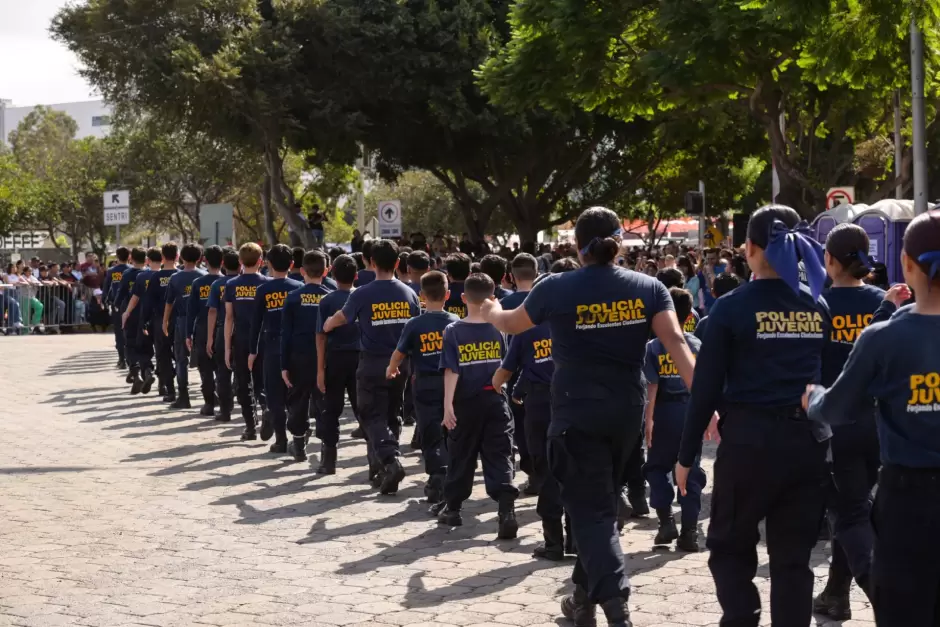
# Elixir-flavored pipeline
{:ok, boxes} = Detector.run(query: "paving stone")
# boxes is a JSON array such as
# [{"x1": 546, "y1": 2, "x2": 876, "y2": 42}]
[{"x1": 0, "y1": 337, "x2": 874, "y2": 627}]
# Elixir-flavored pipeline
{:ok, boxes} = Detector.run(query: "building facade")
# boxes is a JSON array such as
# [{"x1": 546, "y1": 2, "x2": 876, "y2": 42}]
[{"x1": 0, "y1": 99, "x2": 113, "y2": 145}]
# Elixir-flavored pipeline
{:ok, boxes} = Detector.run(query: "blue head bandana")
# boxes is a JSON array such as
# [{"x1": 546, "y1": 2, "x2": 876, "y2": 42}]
[
  {"x1": 764, "y1": 219, "x2": 826, "y2": 301},
  {"x1": 918, "y1": 251, "x2": 940, "y2": 282},
  {"x1": 580, "y1": 228, "x2": 624, "y2": 257}
]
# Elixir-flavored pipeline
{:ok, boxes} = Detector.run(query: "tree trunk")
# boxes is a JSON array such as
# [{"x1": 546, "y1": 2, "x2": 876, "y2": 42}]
[
  {"x1": 260, "y1": 174, "x2": 277, "y2": 246},
  {"x1": 262, "y1": 145, "x2": 313, "y2": 248}
]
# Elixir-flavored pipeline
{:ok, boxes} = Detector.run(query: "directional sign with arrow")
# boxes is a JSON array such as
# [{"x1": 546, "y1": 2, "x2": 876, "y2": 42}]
[
  {"x1": 103, "y1": 190, "x2": 130, "y2": 226},
  {"x1": 377, "y1": 200, "x2": 402, "y2": 238}
]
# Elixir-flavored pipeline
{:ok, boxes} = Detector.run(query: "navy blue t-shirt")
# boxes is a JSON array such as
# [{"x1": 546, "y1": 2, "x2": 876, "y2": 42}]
[
  {"x1": 116, "y1": 267, "x2": 143, "y2": 311},
  {"x1": 821, "y1": 285, "x2": 887, "y2": 387},
  {"x1": 693, "y1": 314, "x2": 709, "y2": 342},
  {"x1": 224, "y1": 273, "x2": 270, "y2": 338},
  {"x1": 207, "y1": 275, "x2": 231, "y2": 332},
  {"x1": 494, "y1": 286, "x2": 512, "y2": 301},
  {"x1": 679, "y1": 279, "x2": 831, "y2": 467},
  {"x1": 316, "y1": 289, "x2": 361, "y2": 353},
  {"x1": 250, "y1": 277, "x2": 303, "y2": 352},
  {"x1": 142, "y1": 268, "x2": 177, "y2": 321},
  {"x1": 281, "y1": 282, "x2": 332, "y2": 368},
  {"x1": 103, "y1": 263, "x2": 130, "y2": 305},
  {"x1": 499, "y1": 290, "x2": 528, "y2": 312},
  {"x1": 187, "y1": 272, "x2": 220, "y2": 338},
  {"x1": 166, "y1": 268, "x2": 206, "y2": 326},
  {"x1": 445, "y1": 282, "x2": 468, "y2": 319},
  {"x1": 441, "y1": 320, "x2": 505, "y2": 402},
  {"x1": 501, "y1": 323, "x2": 553, "y2": 386},
  {"x1": 396, "y1": 310, "x2": 460, "y2": 375},
  {"x1": 354, "y1": 269, "x2": 376, "y2": 287},
  {"x1": 808, "y1": 312, "x2": 940, "y2": 468},
  {"x1": 524, "y1": 265, "x2": 673, "y2": 419},
  {"x1": 643, "y1": 333, "x2": 701, "y2": 401},
  {"x1": 340, "y1": 279, "x2": 420, "y2": 365}
]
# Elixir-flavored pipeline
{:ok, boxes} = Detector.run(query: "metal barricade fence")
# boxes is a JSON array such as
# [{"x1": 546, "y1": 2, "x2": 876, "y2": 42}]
[{"x1": 1, "y1": 282, "x2": 100, "y2": 335}]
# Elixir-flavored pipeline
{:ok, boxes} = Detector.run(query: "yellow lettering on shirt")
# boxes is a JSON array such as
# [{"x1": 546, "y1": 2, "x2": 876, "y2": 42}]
[
  {"x1": 183, "y1": 284, "x2": 192, "y2": 296},
  {"x1": 265, "y1": 291, "x2": 288, "y2": 310},
  {"x1": 458, "y1": 341, "x2": 502, "y2": 364},
  {"x1": 234, "y1": 285, "x2": 257, "y2": 299},
  {"x1": 199, "y1": 285, "x2": 212, "y2": 299},
  {"x1": 755, "y1": 311, "x2": 824, "y2": 336},
  {"x1": 683, "y1": 314, "x2": 697, "y2": 333},
  {"x1": 908, "y1": 373, "x2": 940, "y2": 410},
  {"x1": 419, "y1": 331, "x2": 444, "y2": 354},
  {"x1": 371, "y1": 301, "x2": 411, "y2": 321},
  {"x1": 446, "y1": 304, "x2": 467, "y2": 319},
  {"x1": 219, "y1": 286, "x2": 225, "y2": 298},
  {"x1": 111, "y1": 271, "x2": 123, "y2": 283},
  {"x1": 829, "y1": 313, "x2": 873, "y2": 344},
  {"x1": 658, "y1": 352, "x2": 680, "y2": 377},
  {"x1": 300, "y1": 293, "x2": 323, "y2": 306},
  {"x1": 159, "y1": 276, "x2": 171, "y2": 287},
  {"x1": 575, "y1": 299, "x2": 646, "y2": 328},
  {"x1": 533, "y1": 338, "x2": 552, "y2": 360}
]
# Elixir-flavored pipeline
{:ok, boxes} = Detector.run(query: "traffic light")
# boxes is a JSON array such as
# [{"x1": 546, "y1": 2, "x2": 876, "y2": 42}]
[{"x1": 685, "y1": 191, "x2": 704, "y2": 215}]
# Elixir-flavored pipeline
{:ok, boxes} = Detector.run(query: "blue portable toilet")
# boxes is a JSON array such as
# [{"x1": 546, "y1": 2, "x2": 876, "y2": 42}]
[
  {"x1": 851, "y1": 200, "x2": 917, "y2": 285},
  {"x1": 812, "y1": 204, "x2": 860, "y2": 244}
]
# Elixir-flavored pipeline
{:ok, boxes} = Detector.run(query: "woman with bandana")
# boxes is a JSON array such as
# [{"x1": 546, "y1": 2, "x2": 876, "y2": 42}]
[
  {"x1": 805, "y1": 211, "x2": 940, "y2": 627},
  {"x1": 812, "y1": 224, "x2": 910, "y2": 620},
  {"x1": 482, "y1": 207, "x2": 696, "y2": 627},
  {"x1": 676, "y1": 205, "x2": 832, "y2": 627}
]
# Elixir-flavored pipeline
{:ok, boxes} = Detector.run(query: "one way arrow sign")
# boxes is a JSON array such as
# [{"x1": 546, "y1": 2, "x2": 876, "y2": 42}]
[
  {"x1": 377, "y1": 200, "x2": 402, "y2": 238},
  {"x1": 103, "y1": 190, "x2": 131, "y2": 226}
]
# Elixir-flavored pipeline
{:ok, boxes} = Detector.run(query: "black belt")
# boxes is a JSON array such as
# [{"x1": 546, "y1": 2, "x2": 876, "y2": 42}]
[
  {"x1": 656, "y1": 390, "x2": 690, "y2": 404},
  {"x1": 725, "y1": 403, "x2": 806, "y2": 421}
]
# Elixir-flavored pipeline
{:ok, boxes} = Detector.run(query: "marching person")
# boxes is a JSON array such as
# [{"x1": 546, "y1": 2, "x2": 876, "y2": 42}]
[
  {"x1": 115, "y1": 247, "x2": 146, "y2": 388},
  {"x1": 206, "y1": 248, "x2": 241, "y2": 423},
  {"x1": 163, "y1": 243, "x2": 206, "y2": 410},
  {"x1": 386, "y1": 270, "x2": 457, "y2": 503},
  {"x1": 315, "y1": 254, "x2": 361, "y2": 473},
  {"x1": 322, "y1": 240, "x2": 420, "y2": 494},
  {"x1": 482, "y1": 207, "x2": 695, "y2": 626},
  {"x1": 281, "y1": 250, "x2": 332, "y2": 462},
  {"x1": 102, "y1": 246, "x2": 131, "y2": 369},
  {"x1": 186, "y1": 246, "x2": 224, "y2": 417},
  {"x1": 124, "y1": 247, "x2": 164, "y2": 395},
  {"x1": 224, "y1": 243, "x2": 270, "y2": 440},
  {"x1": 142, "y1": 242, "x2": 179, "y2": 403},
  {"x1": 804, "y1": 210, "x2": 940, "y2": 627},
  {"x1": 249, "y1": 244, "x2": 302, "y2": 453},
  {"x1": 677, "y1": 205, "x2": 831, "y2": 627},
  {"x1": 807, "y1": 223, "x2": 912, "y2": 620}
]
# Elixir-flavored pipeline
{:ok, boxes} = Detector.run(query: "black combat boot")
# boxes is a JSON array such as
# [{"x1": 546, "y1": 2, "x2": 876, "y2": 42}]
[
  {"x1": 599, "y1": 594, "x2": 633, "y2": 627},
  {"x1": 125, "y1": 365, "x2": 136, "y2": 384},
  {"x1": 287, "y1": 437, "x2": 307, "y2": 462},
  {"x1": 379, "y1": 458, "x2": 406, "y2": 495},
  {"x1": 170, "y1": 389, "x2": 191, "y2": 409},
  {"x1": 560, "y1": 585, "x2": 596, "y2": 627},
  {"x1": 269, "y1": 439, "x2": 288, "y2": 455},
  {"x1": 199, "y1": 403, "x2": 215, "y2": 417},
  {"x1": 317, "y1": 444, "x2": 337, "y2": 475},
  {"x1": 653, "y1": 509, "x2": 679, "y2": 546},
  {"x1": 532, "y1": 519, "x2": 564, "y2": 561},
  {"x1": 162, "y1": 383, "x2": 176, "y2": 403},
  {"x1": 240, "y1": 409, "x2": 257, "y2": 440},
  {"x1": 813, "y1": 580, "x2": 852, "y2": 621},
  {"x1": 616, "y1": 488, "x2": 631, "y2": 532},
  {"x1": 424, "y1": 473, "x2": 444, "y2": 503},
  {"x1": 259, "y1": 409, "x2": 274, "y2": 442},
  {"x1": 214, "y1": 408, "x2": 232, "y2": 422},
  {"x1": 117, "y1": 357, "x2": 127, "y2": 370},
  {"x1": 628, "y1": 486, "x2": 650, "y2": 518},
  {"x1": 677, "y1": 523, "x2": 700, "y2": 553},
  {"x1": 497, "y1": 495, "x2": 518, "y2": 540},
  {"x1": 436, "y1": 504, "x2": 462, "y2": 527},
  {"x1": 350, "y1": 426, "x2": 365, "y2": 439},
  {"x1": 140, "y1": 370, "x2": 155, "y2": 395},
  {"x1": 130, "y1": 370, "x2": 144, "y2": 395}
]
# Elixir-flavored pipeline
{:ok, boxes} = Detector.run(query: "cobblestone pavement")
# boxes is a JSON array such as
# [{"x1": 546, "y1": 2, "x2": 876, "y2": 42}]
[{"x1": 0, "y1": 336, "x2": 873, "y2": 626}]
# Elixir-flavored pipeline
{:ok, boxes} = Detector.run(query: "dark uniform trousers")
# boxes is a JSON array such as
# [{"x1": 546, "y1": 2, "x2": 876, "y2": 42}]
[
  {"x1": 643, "y1": 400, "x2": 706, "y2": 526},
  {"x1": 111, "y1": 309, "x2": 125, "y2": 362},
  {"x1": 525, "y1": 384, "x2": 563, "y2": 521},
  {"x1": 412, "y1": 373, "x2": 447, "y2": 477},
  {"x1": 402, "y1": 363, "x2": 415, "y2": 422},
  {"x1": 872, "y1": 465, "x2": 940, "y2": 626},
  {"x1": 825, "y1": 415, "x2": 879, "y2": 591},
  {"x1": 262, "y1": 338, "x2": 288, "y2": 443},
  {"x1": 356, "y1": 354, "x2": 405, "y2": 469},
  {"x1": 173, "y1": 318, "x2": 190, "y2": 393},
  {"x1": 193, "y1": 325, "x2": 216, "y2": 408},
  {"x1": 549, "y1": 402, "x2": 639, "y2": 604},
  {"x1": 286, "y1": 348, "x2": 318, "y2": 439},
  {"x1": 443, "y1": 391, "x2": 518, "y2": 509},
  {"x1": 152, "y1": 314, "x2": 175, "y2": 394},
  {"x1": 318, "y1": 349, "x2": 359, "y2": 447},
  {"x1": 622, "y1": 433, "x2": 646, "y2": 496},
  {"x1": 136, "y1": 320, "x2": 157, "y2": 376},
  {"x1": 213, "y1": 326, "x2": 234, "y2": 414},
  {"x1": 233, "y1": 334, "x2": 263, "y2": 426},
  {"x1": 706, "y1": 407, "x2": 828, "y2": 627},
  {"x1": 126, "y1": 318, "x2": 153, "y2": 372}
]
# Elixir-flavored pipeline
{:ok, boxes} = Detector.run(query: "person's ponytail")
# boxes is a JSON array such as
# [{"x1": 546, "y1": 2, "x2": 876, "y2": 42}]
[{"x1": 589, "y1": 237, "x2": 620, "y2": 265}]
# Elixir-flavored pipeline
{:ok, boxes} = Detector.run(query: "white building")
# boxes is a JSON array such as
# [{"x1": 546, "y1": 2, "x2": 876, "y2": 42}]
[{"x1": 0, "y1": 99, "x2": 113, "y2": 145}]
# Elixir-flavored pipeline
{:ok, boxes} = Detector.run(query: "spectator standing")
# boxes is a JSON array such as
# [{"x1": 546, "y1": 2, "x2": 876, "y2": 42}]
[
  {"x1": 351, "y1": 229, "x2": 365, "y2": 253},
  {"x1": 308, "y1": 204, "x2": 327, "y2": 250}
]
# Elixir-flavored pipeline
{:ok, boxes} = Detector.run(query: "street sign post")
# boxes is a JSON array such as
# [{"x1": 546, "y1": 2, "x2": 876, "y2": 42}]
[
  {"x1": 378, "y1": 200, "x2": 402, "y2": 238},
  {"x1": 103, "y1": 190, "x2": 131, "y2": 246}
]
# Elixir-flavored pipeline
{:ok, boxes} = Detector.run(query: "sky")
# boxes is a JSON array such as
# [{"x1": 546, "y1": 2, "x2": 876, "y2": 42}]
[{"x1": 0, "y1": 0, "x2": 98, "y2": 107}]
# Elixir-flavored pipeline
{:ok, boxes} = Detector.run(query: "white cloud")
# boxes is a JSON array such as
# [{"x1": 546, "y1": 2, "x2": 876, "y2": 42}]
[{"x1": 0, "y1": 0, "x2": 98, "y2": 106}]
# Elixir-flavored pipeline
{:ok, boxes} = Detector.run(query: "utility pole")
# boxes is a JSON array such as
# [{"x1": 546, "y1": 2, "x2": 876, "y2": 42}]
[
  {"x1": 911, "y1": 18, "x2": 929, "y2": 214},
  {"x1": 698, "y1": 180, "x2": 706, "y2": 247}
]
